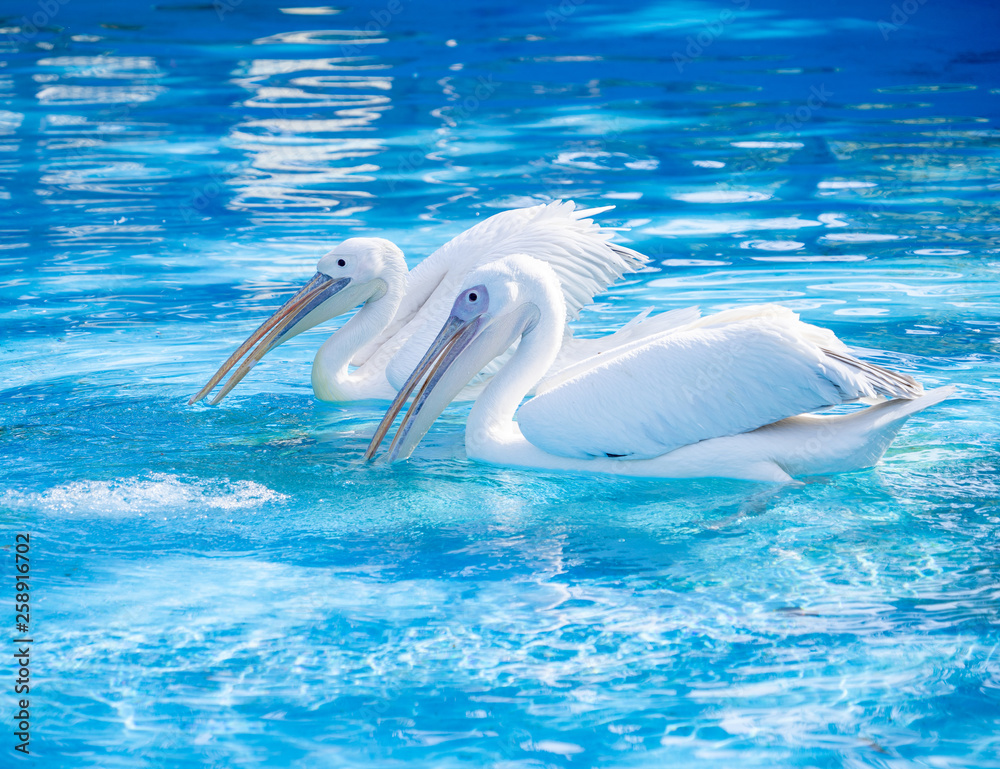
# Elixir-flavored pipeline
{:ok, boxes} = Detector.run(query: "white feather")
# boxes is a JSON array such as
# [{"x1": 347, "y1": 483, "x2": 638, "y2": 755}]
[
  {"x1": 196, "y1": 201, "x2": 649, "y2": 406},
  {"x1": 379, "y1": 201, "x2": 646, "y2": 389},
  {"x1": 377, "y1": 255, "x2": 943, "y2": 482},
  {"x1": 518, "y1": 309, "x2": 922, "y2": 460}
]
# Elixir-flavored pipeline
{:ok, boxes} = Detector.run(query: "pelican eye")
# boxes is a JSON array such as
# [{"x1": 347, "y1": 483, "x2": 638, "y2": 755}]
[
  {"x1": 337, "y1": 258, "x2": 346, "y2": 267},
  {"x1": 468, "y1": 292, "x2": 478, "y2": 302}
]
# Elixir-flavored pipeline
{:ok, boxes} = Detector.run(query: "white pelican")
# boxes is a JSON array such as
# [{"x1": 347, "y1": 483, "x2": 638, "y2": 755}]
[
  {"x1": 189, "y1": 201, "x2": 652, "y2": 406},
  {"x1": 365, "y1": 255, "x2": 953, "y2": 482}
]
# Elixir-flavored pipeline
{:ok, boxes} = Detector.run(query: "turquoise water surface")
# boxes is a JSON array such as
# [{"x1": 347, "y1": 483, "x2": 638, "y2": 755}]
[{"x1": 2, "y1": 0, "x2": 999, "y2": 766}]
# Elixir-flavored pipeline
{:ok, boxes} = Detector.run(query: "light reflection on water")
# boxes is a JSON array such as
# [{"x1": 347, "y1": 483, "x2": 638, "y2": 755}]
[{"x1": 1, "y1": 0, "x2": 999, "y2": 766}]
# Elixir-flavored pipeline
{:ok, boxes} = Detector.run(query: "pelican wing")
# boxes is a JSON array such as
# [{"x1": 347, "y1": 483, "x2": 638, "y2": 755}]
[
  {"x1": 517, "y1": 314, "x2": 922, "y2": 460},
  {"x1": 353, "y1": 201, "x2": 647, "y2": 382},
  {"x1": 536, "y1": 306, "x2": 703, "y2": 395}
]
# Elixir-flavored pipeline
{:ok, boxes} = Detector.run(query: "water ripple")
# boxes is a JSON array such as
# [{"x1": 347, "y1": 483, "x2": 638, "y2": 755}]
[{"x1": 1, "y1": 1, "x2": 998, "y2": 766}]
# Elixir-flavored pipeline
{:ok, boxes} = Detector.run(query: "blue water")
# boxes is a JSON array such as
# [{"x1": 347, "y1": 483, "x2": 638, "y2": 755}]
[{"x1": 2, "y1": 0, "x2": 999, "y2": 766}]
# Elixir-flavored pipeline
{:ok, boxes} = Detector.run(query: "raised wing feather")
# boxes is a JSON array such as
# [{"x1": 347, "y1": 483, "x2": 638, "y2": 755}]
[
  {"x1": 378, "y1": 201, "x2": 648, "y2": 389},
  {"x1": 517, "y1": 313, "x2": 921, "y2": 460}
]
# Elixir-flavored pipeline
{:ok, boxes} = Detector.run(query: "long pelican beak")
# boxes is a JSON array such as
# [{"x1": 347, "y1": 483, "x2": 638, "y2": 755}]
[
  {"x1": 364, "y1": 313, "x2": 483, "y2": 462},
  {"x1": 365, "y1": 302, "x2": 538, "y2": 464},
  {"x1": 189, "y1": 272, "x2": 351, "y2": 405}
]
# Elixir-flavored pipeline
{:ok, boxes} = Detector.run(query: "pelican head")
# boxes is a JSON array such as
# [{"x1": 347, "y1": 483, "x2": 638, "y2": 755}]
[
  {"x1": 365, "y1": 255, "x2": 564, "y2": 463},
  {"x1": 189, "y1": 237, "x2": 406, "y2": 405}
]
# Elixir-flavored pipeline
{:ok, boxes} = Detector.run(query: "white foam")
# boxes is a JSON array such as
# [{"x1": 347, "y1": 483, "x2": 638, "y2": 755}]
[{"x1": 1, "y1": 473, "x2": 286, "y2": 515}]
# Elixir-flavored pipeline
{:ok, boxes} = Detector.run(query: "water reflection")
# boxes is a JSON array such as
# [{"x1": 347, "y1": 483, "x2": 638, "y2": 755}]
[
  {"x1": 253, "y1": 29, "x2": 388, "y2": 46},
  {"x1": 225, "y1": 52, "x2": 392, "y2": 227},
  {"x1": 22, "y1": 54, "x2": 172, "y2": 252},
  {"x1": 36, "y1": 56, "x2": 164, "y2": 79}
]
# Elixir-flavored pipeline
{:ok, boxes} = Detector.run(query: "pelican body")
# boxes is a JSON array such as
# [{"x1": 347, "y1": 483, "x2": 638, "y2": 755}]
[
  {"x1": 366, "y1": 255, "x2": 952, "y2": 482},
  {"x1": 189, "y1": 202, "x2": 648, "y2": 406}
]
